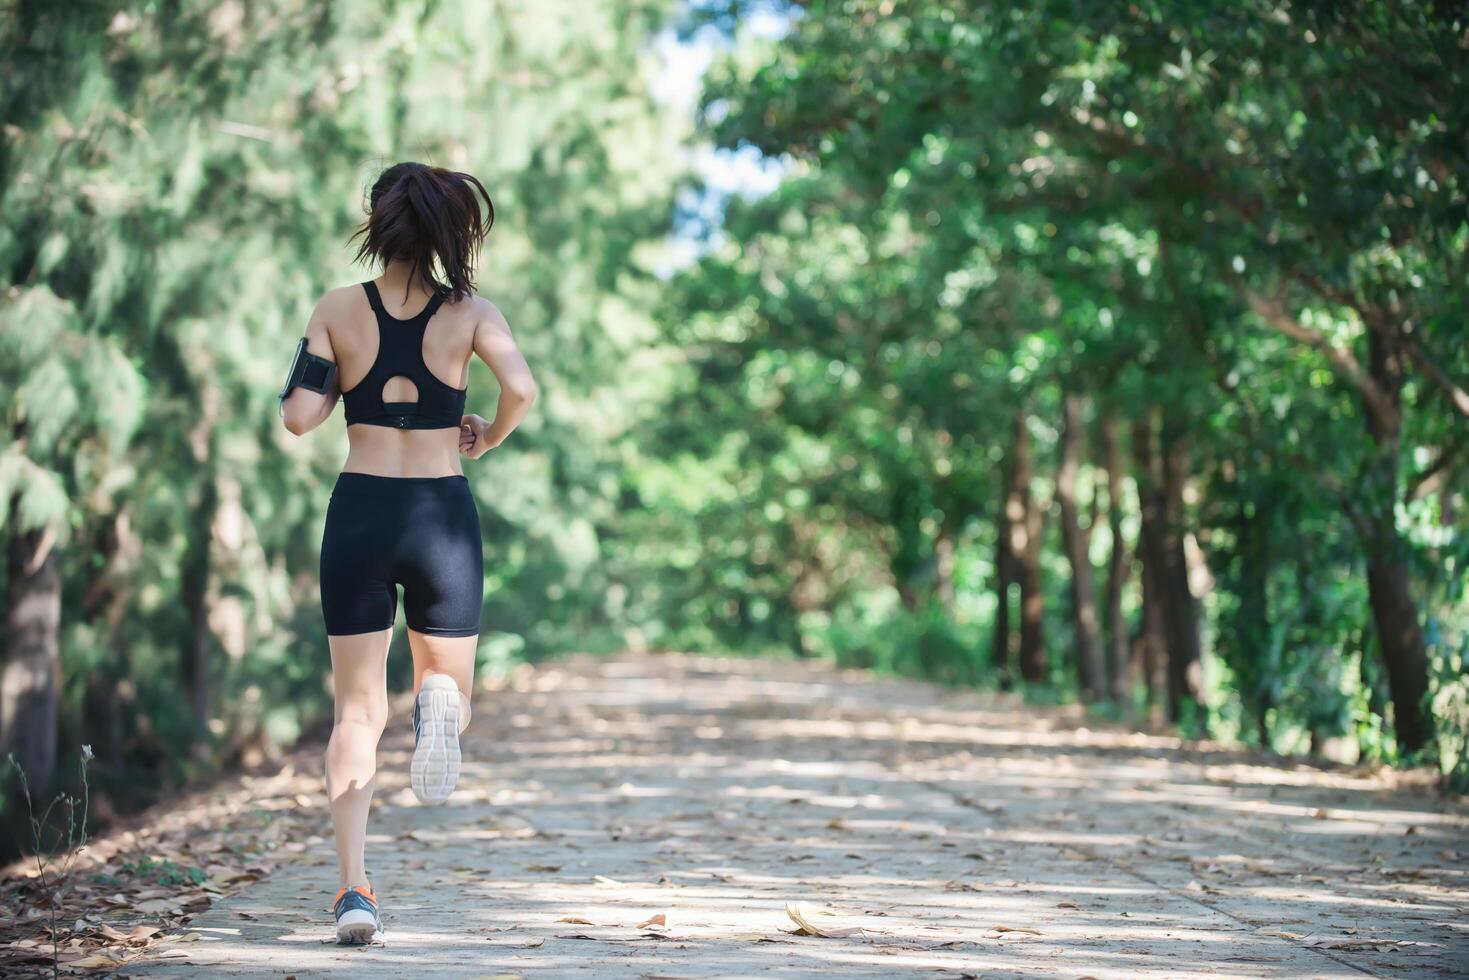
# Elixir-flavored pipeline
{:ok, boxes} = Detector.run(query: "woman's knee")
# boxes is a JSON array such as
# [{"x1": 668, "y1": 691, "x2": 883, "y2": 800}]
[{"x1": 333, "y1": 692, "x2": 389, "y2": 733}]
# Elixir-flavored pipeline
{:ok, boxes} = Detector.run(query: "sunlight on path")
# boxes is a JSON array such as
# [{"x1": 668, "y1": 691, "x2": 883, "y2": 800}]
[{"x1": 126, "y1": 654, "x2": 1469, "y2": 979}]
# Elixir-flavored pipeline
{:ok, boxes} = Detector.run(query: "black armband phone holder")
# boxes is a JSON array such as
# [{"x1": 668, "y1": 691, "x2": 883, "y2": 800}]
[{"x1": 278, "y1": 338, "x2": 337, "y2": 416}]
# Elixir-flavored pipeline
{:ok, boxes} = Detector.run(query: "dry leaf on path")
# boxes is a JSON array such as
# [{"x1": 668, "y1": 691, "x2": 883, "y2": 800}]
[
  {"x1": 556, "y1": 916, "x2": 596, "y2": 925},
  {"x1": 636, "y1": 913, "x2": 667, "y2": 929},
  {"x1": 97, "y1": 923, "x2": 159, "y2": 944},
  {"x1": 133, "y1": 898, "x2": 179, "y2": 914},
  {"x1": 782, "y1": 902, "x2": 861, "y2": 938},
  {"x1": 986, "y1": 925, "x2": 1043, "y2": 937},
  {"x1": 56, "y1": 952, "x2": 124, "y2": 968}
]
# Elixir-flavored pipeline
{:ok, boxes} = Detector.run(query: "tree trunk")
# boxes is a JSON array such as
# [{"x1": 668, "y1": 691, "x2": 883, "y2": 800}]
[
  {"x1": 1058, "y1": 392, "x2": 1104, "y2": 700},
  {"x1": 1359, "y1": 332, "x2": 1433, "y2": 755},
  {"x1": 179, "y1": 473, "x2": 217, "y2": 725},
  {"x1": 1134, "y1": 537, "x2": 1169, "y2": 720},
  {"x1": 1099, "y1": 413, "x2": 1131, "y2": 702},
  {"x1": 1159, "y1": 418, "x2": 1203, "y2": 716},
  {"x1": 1131, "y1": 415, "x2": 1171, "y2": 718},
  {"x1": 82, "y1": 509, "x2": 136, "y2": 781},
  {"x1": 1009, "y1": 413, "x2": 1047, "y2": 683},
  {"x1": 992, "y1": 497, "x2": 1014, "y2": 683},
  {"x1": 1, "y1": 503, "x2": 61, "y2": 797},
  {"x1": 934, "y1": 531, "x2": 956, "y2": 617},
  {"x1": 1236, "y1": 504, "x2": 1272, "y2": 747}
]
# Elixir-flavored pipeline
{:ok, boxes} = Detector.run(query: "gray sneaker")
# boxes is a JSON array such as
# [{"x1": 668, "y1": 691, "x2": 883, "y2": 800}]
[
  {"x1": 334, "y1": 885, "x2": 383, "y2": 944},
  {"x1": 411, "y1": 674, "x2": 462, "y2": 804}
]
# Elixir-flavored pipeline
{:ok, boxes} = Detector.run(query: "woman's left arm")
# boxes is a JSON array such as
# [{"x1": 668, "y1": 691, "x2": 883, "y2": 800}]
[{"x1": 282, "y1": 293, "x2": 343, "y2": 436}]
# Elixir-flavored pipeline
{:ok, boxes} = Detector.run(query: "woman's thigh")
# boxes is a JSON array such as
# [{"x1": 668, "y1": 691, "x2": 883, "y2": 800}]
[{"x1": 396, "y1": 478, "x2": 483, "y2": 638}]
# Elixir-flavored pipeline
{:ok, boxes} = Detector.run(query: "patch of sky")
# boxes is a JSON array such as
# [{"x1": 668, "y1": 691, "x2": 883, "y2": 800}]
[{"x1": 651, "y1": 2, "x2": 797, "y2": 276}]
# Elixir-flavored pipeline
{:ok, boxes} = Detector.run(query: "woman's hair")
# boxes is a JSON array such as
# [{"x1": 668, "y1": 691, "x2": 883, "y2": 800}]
[{"x1": 351, "y1": 162, "x2": 494, "y2": 302}]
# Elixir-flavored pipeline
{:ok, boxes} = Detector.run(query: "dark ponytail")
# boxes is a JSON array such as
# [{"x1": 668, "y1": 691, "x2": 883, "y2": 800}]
[{"x1": 350, "y1": 162, "x2": 494, "y2": 303}]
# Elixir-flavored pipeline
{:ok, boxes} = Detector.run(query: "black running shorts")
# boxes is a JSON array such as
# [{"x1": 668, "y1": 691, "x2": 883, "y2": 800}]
[{"x1": 320, "y1": 473, "x2": 484, "y2": 637}]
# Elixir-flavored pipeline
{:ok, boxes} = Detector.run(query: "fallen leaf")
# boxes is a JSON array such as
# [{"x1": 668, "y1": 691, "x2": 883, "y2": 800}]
[
  {"x1": 556, "y1": 916, "x2": 596, "y2": 925},
  {"x1": 524, "y1": 863, "x2": 563, "y2": 872},
  {"x1": 56, "y1": 952, "x2": 122, "y2": 968},
  {"x1": 1311, "y1": 934, "x2": 1442, "y2": 952},
  {"x1": 987, "y1": 926, "x2": 1043, "y2": 937},
  {"x1": 133, "y1": 898, "x2": 178, "y2": 914},
  {"x1": 782, "y1": 902, "x2": 861, "y2": 938},
  {"x1": 636, "y1": 913, "x2": 667, "y2": 929},
  {"x1": 96, "y1": 923, "x2": 159, "y2": 945}
]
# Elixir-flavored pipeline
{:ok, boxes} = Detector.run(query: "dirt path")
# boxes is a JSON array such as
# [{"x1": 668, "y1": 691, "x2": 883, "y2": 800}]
[{"x1": 120, "y1": 653, "x2": 1467, "y2": 979}]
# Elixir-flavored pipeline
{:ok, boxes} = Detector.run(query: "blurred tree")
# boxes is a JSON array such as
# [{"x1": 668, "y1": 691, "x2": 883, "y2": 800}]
[
  {"x1": 0, "y1": 0, "x2": 686, "y2": 850},
  {"x1": 660, "y1": 0, "x2": 1466, "y2": 770}
]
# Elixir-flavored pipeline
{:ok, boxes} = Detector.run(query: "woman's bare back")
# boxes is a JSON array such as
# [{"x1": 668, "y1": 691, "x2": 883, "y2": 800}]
[
  {"x1": 283, "y1": 273, "x2": 532, "y2": 479},
  {"x1": 330, "y1": 279, "x2": 478, "y2": 477}
]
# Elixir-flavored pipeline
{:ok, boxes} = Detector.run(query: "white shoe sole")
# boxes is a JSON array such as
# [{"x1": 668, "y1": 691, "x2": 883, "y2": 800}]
[
  {"x1": 411, "y1": 675, "x2": 462, "y2": 804},
  {"x1": 336, "y1": 908, "x2": 381, "y2": 944}
]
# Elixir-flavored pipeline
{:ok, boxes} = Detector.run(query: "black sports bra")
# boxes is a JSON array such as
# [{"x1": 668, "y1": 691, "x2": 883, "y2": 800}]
[{"x1": 341, "y1": 281, "x2": 467, "y2": 430}]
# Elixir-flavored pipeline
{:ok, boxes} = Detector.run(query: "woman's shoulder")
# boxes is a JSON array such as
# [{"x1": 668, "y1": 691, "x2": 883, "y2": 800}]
[
  {"x1": 447, "y1": 292, "x2": 511, "y2": 332},
  {"x1": 312, "y1": 282, "x2": 369, "y2": 316}
]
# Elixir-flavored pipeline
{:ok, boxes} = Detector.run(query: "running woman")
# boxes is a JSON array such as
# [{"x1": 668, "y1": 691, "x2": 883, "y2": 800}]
[{"x1": 278, "y1": 162, "x2": 536, "y2": 944}]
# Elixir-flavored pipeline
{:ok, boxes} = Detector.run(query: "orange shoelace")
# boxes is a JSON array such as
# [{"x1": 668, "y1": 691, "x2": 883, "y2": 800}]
[{"x1": 334, "y1": 884, "x2": 377, "y2": 906}]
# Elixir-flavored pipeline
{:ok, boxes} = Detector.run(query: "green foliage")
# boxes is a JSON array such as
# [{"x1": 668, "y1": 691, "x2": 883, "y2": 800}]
[
  {"x1": 644, "y1": 0, "x2": 1468, "y2": 781},
  {"x1": 116, "y1": 856, "x2": 207, "y2": 888},
  {"x1": 0, "y1": 0, "x2": 686, "y2": 825}
]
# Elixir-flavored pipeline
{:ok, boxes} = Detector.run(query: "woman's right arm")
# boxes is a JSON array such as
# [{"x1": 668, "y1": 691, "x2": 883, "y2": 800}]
[{"x1": 461, "y1": 300, "x2": 536, "y2": 458}]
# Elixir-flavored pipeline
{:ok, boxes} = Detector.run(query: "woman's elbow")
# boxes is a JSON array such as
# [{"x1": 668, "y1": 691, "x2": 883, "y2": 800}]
[
  {"x1": 282, "y1": 406, "x2": 315, "y2": 436},
  {"x1": 509, "y1": 378, "x2": 538, "y2": 405}
]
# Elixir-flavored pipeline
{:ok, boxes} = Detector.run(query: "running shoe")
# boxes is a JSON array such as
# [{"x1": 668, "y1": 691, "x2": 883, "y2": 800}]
[
  {"x1": 333, "y1": 884, "x2": 382, "y2": 944},
  {"x1": 411, "y1": 673, "x2": 462, "y2": 804}
]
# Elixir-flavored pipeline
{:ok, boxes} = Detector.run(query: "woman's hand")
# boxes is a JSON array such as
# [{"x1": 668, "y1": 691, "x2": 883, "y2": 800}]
[{"x1": 459, "y1": 414, "x2": 494, "y2": 459}]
